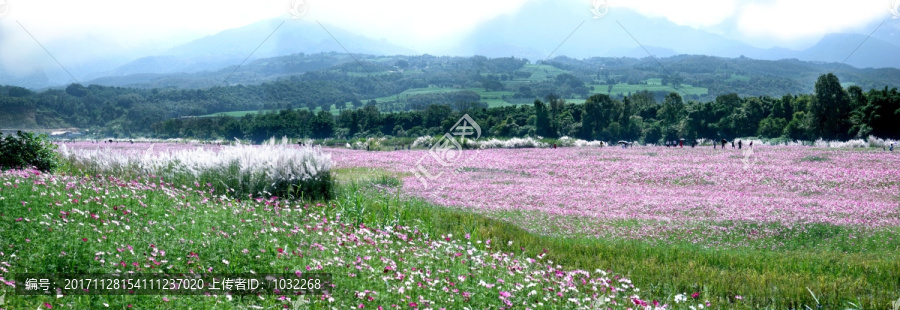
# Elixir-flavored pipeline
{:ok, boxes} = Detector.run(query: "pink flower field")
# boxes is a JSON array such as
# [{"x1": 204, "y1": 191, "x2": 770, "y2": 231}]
[
  {"x1": 330, "y1": 146, "x2": 900, "y2": 247},
  {"x1": 1, "y1": 143, "x2": 725, "y2": 309},
  {"x1": 54, "y1": 142, "x2": 900, "y2": 248},
  {"x1": 4, "y1": 141, "x2": 893, "y2": 307}
]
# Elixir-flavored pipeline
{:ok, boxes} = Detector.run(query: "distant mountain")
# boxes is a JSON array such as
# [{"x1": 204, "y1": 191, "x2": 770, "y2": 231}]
[
  {"x1": 0, "y1": 19, "x2": 414, "y2": 89},
  {"x1": 103, "y1": 19, "x2": 415, "y2": 77},
  {"x1": 448, "y1": 0, "x2": 794, "y2": 61},
  {"x1": 4, "y1": 0, "x2": 900, "y2": 90},
  {"x1": 800, "y1": 33, "x2": 900, "y2": 69},
  {"x1": 449, "y1": 0, "x2": 900, "y2": 69},
  {"x1": 86, "y1": 52, "x2": 354, "y2": 88},
  {"x1": 0, "y1": 35, "x2": 155, "y2": 90}
]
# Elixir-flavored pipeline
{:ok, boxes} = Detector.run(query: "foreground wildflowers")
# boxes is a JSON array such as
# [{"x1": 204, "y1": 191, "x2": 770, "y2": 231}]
[{"x1": 0, "y1": 167, "x2": 711, "y2": 309}]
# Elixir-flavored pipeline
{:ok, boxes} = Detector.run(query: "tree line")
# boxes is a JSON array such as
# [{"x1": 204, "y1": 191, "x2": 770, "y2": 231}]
[{"x1": 153, "y1": 74, "x2": 900, "y2": 143}]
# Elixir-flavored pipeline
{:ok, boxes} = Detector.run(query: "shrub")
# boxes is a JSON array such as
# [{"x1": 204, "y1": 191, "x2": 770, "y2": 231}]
[{"x1": 0, "y1": 131, "x2": 59, "y2": 172}]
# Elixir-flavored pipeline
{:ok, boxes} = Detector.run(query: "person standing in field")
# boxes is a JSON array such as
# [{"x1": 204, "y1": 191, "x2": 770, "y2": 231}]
[
  {"x1": 738, "y1": 140, "x2": 742, "y2": 149},
  {"x1": 721, "y1": 139, "x2": 727, "y2": 149},
  {"x1": 749, "y1": 141, "x2": 753, "y2": 148},
  {"x1": 891, "y1": 143, "x2": 894, "y2": 151}
]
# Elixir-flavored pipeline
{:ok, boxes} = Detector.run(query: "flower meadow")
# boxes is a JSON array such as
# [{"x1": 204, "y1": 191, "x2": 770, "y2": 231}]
[
  {"x1": 326, "y1": 144, "x2": 900, "y2": 308},
  {"x1": 0, "y1": 144, "x2": 730, "y2": 309},
  {"x1": 330, "y1": 145, "x2": 900, "y2": 250}
]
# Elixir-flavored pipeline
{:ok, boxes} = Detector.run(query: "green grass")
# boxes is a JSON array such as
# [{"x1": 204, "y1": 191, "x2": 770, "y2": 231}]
[
  {"x1": 799, "y1": 155, "x2": 830, "y2": 162},
  {"x1": 302, "y1": 168, "x2": 900, "y2": 309},
  {"x1": 589, "y1": 83, "x2": 709, "y2": 97},
  {"x1": 361, "y1": 87, "x2": 517, "y2": 108},
  {"x1": 727, "y1": 74, "x2": 751, "y2": 82},
  {"x1": 348, "y1": 177, "x2": 899, "y2": 309},
  {"x1": 198, "y1": 104, "x2": 348, "y2": 117},
  {"x1": 1, "y1": 168, "x2": 683, "y2": 309},
  {"x1": 519, "y1": 64, "x2": 570, "y2": 81},
  {"x1": 3, "y1": 164, "x2": 898, "y2": 309},
  {"x1": 198, "y1": 110, "x2": 279, "y2": 118}
]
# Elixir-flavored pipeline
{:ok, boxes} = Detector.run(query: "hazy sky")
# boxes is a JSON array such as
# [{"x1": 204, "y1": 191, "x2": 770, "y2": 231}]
[{"x1": 0, "y1": 0, "x2": 896, "y2": 74}]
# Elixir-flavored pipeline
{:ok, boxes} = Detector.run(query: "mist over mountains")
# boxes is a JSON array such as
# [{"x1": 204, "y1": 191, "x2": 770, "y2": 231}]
[{"x1": 3, "y1": 0, "x2": 900, "y2": 89}]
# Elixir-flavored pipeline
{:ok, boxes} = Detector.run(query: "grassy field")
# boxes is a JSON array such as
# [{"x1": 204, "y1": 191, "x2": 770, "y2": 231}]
[
  {"x1": 363, "y1": 86, "x2": 518, "y2": 108},
  {"x1": 326, "y1": 146, "x2": 900, "y2": 309},
  {"x1": 334, "y1": 167, "x2": 900, "y2": 310},
  {"x1": 2, "y1": 156, "x2": 898, "y2": 308},
  {"x1": 199, "y1": 109, "x2": 280, "y2": 118},
  {"x1": 1, "y1": 165, "x2": 709, "y2": 309},
  {"x1": 199, "y1": 105, "x2": 349, "y2": 118},
  {"x1": 589, "y1": 83, "x2": 709, "y2": 97},
  {"x1": 520, "y1": 63, "x2": 570, "y2": 81}
]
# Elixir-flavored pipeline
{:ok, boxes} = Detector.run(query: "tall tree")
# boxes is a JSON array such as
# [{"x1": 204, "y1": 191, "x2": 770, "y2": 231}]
[
  {"x1": 809, "y1": 74, "x2": 852, "y2": 140},
  {"x1": 534, "y1": 100, "x2": 554, "y2": 137},
  {"x1": 579, "y1": 94, "x2": 611, "y2": 140},
  {"x1": 311, "y1": 110, "x2": 335, "y2": 139},
  {"x1": 658, "y1": 92, "x2": 685, "y2": 127}
]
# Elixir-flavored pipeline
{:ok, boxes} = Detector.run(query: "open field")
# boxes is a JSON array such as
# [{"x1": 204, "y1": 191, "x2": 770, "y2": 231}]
[
  {"x1": 588, "y1": 83, "x2": 709, "y2": 97},
  {"x1": 1, "y1": 142, "x2": 898, "y2": 308},
  {"x1": 1, "y1": 142, "x2": 715, "y2": 309},
  {"x1": 328, "y1": 145, "x2": 900, "y2": 308},
  {"x1": 362, "y1": 87, "x2": 517, "y2": 108}
]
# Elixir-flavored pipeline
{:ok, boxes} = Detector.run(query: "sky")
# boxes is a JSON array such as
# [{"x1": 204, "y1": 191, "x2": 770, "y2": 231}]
[{"x1": 0, "y1": 0, "x2": 897, "y2": 74}]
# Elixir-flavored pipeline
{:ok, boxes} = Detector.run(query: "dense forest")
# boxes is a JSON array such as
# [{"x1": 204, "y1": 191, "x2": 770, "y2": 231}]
[
  {"x1": 1, "y1": 53, "x2": 899, "y2": 142},
  {"x1": 153, "y1": 74, "x2": 900, "y2": 143}
]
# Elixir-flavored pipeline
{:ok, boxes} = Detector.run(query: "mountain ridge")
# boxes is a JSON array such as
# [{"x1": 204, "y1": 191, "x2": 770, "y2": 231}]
[{"x1": 3, "y1": 0, "x2": 900, "y2": 89}]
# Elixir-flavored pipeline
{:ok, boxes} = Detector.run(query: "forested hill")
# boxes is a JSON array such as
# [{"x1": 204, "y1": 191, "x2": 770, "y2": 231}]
[
  {"x1": 1, "y1": 53, "x2": 900, "y2": 140},
  {"x1": 80, "y1": 53, "x2": 900, "y2": 96}
]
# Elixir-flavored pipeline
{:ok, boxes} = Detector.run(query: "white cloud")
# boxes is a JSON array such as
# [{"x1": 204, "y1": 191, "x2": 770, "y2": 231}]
[
  {"x1": 0, "y1": 0, "x2": 286, "y2": 75},
  {"x1": 611, "y1": 0, "x2": 740, "y2": 28},
  {"x1": 736, "y1": 0, "x2": 888, "y2": 40},
  {"x1": 303, "y1": 0, "x2": 532, "y2": 49},
  {"x1": 0, "y1": 0, "x2": 534, "y2": 70},
  {"x1": 1, "y1": 0, "x2": 285, "y2": 45},
  {"x1": 0, "y1": 0, "x2": 895, "y2": 75}
]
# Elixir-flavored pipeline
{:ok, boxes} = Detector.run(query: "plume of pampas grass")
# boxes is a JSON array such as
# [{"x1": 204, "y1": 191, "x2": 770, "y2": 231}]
[{"x1": 59, "y1": 137, "x2": 334, "y2": 199}]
